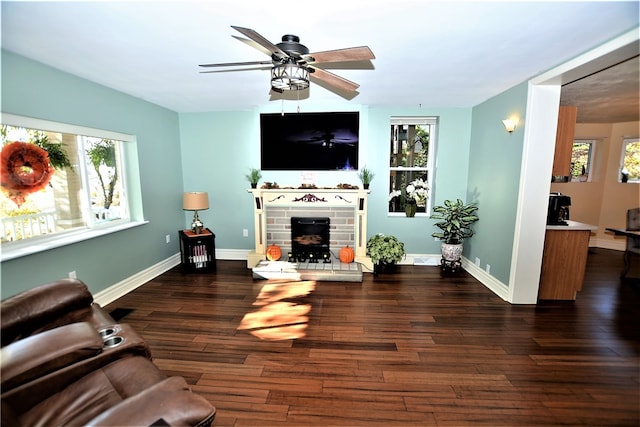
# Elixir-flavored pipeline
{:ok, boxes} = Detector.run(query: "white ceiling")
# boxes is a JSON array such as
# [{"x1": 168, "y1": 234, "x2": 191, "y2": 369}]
[{"x1": 2, "y1": 1, "x2": 639, "y2": 118}]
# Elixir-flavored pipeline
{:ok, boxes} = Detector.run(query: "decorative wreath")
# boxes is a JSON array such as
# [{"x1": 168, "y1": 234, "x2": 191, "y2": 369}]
[{"x1": 1, "y1": 141, "x2": 54, "y2": 207}]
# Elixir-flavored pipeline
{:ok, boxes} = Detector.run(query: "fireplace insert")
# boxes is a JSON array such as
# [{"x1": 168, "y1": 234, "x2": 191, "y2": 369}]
[{"x1": 290, "y1": 217, "x2": 331, "y2": 262}]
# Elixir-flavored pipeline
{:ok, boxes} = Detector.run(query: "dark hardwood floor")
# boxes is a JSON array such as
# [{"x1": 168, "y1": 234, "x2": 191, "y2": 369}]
[{"x1": 105, "y1": 248, "x2": 639, "y2": 426}]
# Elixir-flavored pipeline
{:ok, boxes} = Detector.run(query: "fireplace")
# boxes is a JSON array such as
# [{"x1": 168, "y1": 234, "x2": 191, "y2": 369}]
[
  {"x1": 247, "y1": 187, "x2": 373, "y2": 271},
  {"x1": 290, "y1": 217, "x2": 331, "y2": 262}
]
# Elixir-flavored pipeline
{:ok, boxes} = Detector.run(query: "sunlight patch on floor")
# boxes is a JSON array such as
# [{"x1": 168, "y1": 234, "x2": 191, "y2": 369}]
[{"x1": 238, "y1": 280, "x2": 316, "y2": 341}]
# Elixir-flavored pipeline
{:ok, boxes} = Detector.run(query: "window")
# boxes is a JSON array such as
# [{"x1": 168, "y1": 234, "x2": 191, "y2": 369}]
[
  {"x1": 620, "y1": 138, "x2": 640, "y2": 183},
  {"x1": 570, "y1": 139, "x2": 596, "y2": 182},
  {"x1": 1, "y1": 114, "x2": 139, "y2": 257},
  {"x1": 388, "y1": 117, "x2": 437, "y2": 215}
]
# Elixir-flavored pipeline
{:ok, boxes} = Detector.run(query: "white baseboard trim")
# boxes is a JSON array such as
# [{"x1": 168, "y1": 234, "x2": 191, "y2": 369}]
[
  {"x1": 590, "y1": 238, "x2": 625, "y2": 251},
  {"x1": 461, "y1": 257, "x2": 510, "y2": 302},
  {"x1": 93, "y1": 253, "x2": 180, "y2": 306},
  {"x1": 217, "y1": 248, "x2": 251, "y2": 260}
]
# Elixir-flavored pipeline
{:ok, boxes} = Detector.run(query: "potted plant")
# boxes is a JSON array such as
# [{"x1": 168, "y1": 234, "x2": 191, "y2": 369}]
[
  {"x1": 404, "y1": 178, "x2": 428, "y2": 217},
  {"x1": 366, "y1": 233, "x2": 406, "y2": 274},
  {"x1": 357, "y1": 167, "x2": 375, "y2": 189},
  {"x1": 245, "y1": 168, "x2": 262, "y2": 188},
  {"x1": 431, "y1": 199, "x2": 479, "y2": 270}
]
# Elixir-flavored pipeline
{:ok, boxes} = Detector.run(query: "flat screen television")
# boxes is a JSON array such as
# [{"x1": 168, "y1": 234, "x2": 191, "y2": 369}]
[{"x1": 260, "y1": 111, "x2": 359, "y2": 170}]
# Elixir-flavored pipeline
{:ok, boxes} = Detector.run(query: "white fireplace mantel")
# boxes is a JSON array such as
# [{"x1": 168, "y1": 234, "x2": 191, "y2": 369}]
[{"x1": 247, "y1": 187, "x2": 373, "y2": 271}]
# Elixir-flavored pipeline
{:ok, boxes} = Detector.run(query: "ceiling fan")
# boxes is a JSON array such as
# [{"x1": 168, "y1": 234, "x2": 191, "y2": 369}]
[{"x1": 199, "y1": 26, "x2": 375, "y2": 98}]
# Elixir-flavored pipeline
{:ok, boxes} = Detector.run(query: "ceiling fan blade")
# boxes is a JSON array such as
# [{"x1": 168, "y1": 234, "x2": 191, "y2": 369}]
[
  {"x1": 232, "y1": 35, "x2": 273, "y2": 57},
  {"x1": 309, "y1": 67, "x2": 360, "y2": 93},
  {"x1": 199, "y1": 60, "x2": 272, "y2": 68},
  {"x1": 231, "y1": 25, "x2": 289, "y2": 60},
  {"x1": 200, "y1": 66, "x2": 271, "y2": 74},
  {"x1": 306, "y1": 46, "x2": 375, "y2": 64}
]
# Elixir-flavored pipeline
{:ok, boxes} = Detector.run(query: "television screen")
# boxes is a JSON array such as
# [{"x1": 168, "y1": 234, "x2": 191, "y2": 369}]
[{"x1": 260, "y1": 112, "x2": 359, "y2": 170}]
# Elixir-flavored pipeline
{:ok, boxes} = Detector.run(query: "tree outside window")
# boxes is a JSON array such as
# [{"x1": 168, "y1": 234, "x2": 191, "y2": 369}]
[
  {"x1": 620, "y1": 138, "x2": 640, "y2": 183},
  {"x1": 388, "y1": 117, "x2": 437, "y2": 215},
  {"x1": 570, "y1": 139, "x2": 596, "y2": 182}
]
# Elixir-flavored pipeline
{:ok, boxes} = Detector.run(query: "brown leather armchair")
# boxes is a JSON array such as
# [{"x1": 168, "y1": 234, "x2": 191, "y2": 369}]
[
  {"x1": 1, "y1": 321, "x2": 151, "y2": 394},
  {"x1": 1, "y1": 278, "x2": 115, "y2": 347},
  {"x1": 1, "y1": 279, "x2": 216, "y2": 426},
  {"x1": 2, "y1": 355, "x2": 216, "y2": 427}
]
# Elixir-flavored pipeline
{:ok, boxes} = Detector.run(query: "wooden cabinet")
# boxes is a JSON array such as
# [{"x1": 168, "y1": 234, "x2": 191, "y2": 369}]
[
  {"x1": 538, "y1": 226, "x2": 591, "y2": 300},
  {"x1": 552, "y1": 106, "x2": 577, "y2": 177},
  {"x1": 179, "y1": 228, "x2": 216, "y2": 273}
]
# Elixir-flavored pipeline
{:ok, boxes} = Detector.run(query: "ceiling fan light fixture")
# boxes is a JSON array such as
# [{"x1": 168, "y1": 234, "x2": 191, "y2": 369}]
[{"x1": 271, "y1": 63, "x2": 310, "y2": 91}]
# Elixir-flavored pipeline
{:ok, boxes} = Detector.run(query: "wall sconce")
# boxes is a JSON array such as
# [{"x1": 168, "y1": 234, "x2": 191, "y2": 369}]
[
  {"x1": 502, "y1": 118, "x2": 518, "y2": 133},
  {"x1": 183, "y1": 192, "x2": 209, "y2": 234}
]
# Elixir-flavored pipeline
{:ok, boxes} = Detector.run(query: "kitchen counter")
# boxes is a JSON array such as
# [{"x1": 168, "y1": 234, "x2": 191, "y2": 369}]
[
  {"x1": 546, "y1": 220, "x2": 598, "y2": 231},
  {"x1": 539, "y1": 222, "x2": 597, "y2": 301}
]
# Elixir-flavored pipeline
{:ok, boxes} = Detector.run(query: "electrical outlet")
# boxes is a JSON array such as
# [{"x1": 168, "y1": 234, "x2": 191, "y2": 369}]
[
  {"x1": 475, "y1": 257, "x2": 481, "y2": 267},
  {"x1": 165, "y1": 234, "x2": 171, "y2": 244},
  {"x1": 243, "y1": 229, "x2": 248, "y2": 237},
  {"x1": 485, "y1": 264, "x2": 491, "y2": 274},
  {"x1": 69, "y1": 270, "x2": 77, "y2": 279}
]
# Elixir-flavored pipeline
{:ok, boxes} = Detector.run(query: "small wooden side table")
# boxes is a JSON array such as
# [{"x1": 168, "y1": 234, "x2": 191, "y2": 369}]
[{"x1": 179, "y1": 228, "x2": 216, "y2": 273}]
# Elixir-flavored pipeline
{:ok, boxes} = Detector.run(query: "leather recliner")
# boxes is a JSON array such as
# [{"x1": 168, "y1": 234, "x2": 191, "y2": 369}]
[
  {"x1": 2, "y1": 354, "x2": 216, "y2": 427},
  {"x1": 1, "y1": 279, "x2": 216, "y2": 427},
  {"x1": 1, "y1": 278, "x2": 115, "y2": 347}
]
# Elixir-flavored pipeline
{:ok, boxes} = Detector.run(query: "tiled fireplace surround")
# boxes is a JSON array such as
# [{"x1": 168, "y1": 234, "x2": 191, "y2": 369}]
[{"x1": 247, "y1": 188, "x2": 373, "y2": 271}]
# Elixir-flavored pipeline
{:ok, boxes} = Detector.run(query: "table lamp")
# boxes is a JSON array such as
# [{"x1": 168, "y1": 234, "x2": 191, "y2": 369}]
[{"x1": 183, "y1": 192, "x2": 209, "y2": 234}]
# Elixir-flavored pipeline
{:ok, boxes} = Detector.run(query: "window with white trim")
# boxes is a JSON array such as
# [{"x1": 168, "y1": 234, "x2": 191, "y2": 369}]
[
  {"x1": 1, "y1": 115, "x2": 134, "y2": 248},
  {"x1": 570, "y1": 139, "x2": 597, "y2": 182},
  {"x1": 388, "y1": 117, "x2": 436, "y2": 215},
  {"x1": 620, "y1": 137, "x2": 640, "y2": 183}
]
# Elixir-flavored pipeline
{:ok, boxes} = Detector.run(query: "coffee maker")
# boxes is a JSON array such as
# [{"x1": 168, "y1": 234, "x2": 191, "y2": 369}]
[{"x1": 547, "y1": 192, "x2": 571, "y2": 225}]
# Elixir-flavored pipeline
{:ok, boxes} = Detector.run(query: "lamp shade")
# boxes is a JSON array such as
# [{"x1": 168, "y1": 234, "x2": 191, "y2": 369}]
[
  {"x1": 502, "y1": 118, "x2": 518, "y2": 133},
  {"x1": 183, "y1": 192, "x2": 209, "y2": 211}
]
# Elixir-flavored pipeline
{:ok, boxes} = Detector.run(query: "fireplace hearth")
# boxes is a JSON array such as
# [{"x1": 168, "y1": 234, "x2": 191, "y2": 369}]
[{"x1": 290, "y1": 217, "x2": 331, "y2": 262}]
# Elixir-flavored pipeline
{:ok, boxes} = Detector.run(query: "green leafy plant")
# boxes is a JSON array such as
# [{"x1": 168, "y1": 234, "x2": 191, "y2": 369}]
[
  {"x1": 357, "y1": 167, "x2": 375, "y2": 185},
  {"x1": 366, "y1": 233, "x2": 406, "y2": 264},
  {"x1": 33, "y1": 134, "x2": 72, "y2": 170},
  {"x1": 87, "y1": 139, "x2": 117, "y2": 210},
  {"x1": 431, "y1": 199, "x2": 479, "y2": 244},
  {"x1": 245, "y1": 168, "x2": 262, "y2": 184}
]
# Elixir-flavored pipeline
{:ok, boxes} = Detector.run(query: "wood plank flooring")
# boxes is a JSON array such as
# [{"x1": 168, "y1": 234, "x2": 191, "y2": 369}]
[{"x1": 105, "y1": 248, "x2": 639, "y2": 426}]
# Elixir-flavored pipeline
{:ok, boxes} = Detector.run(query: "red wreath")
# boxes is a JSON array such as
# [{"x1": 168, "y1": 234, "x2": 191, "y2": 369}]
[{"x1": 1, "y1": 141, "x2": 54, "y2": 207}]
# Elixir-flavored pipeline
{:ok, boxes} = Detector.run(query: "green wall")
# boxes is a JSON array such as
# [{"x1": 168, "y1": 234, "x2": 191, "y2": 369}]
[
  {"x1": 365, "y1": 107, "x2": 473, "y2": 254},
  {"x1": 178, "y1": 106, "x2": 475, "y2": 255},
  {"x1": 178, "y1": 110, "x2": 259, "y2": 248},
  {"x1": 467, "y1": 82, "x2": 528, "y2": 284},
  {"x1": 1, "y1": 51, "x2": 185, "y2": 297}
]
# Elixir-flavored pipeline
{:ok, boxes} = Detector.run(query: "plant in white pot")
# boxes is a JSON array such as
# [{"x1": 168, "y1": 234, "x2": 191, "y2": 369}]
[
  {"x1": 431, "y1": 199, "x2": 479, "y2": 271},
  {"x1": 366, "y1": 233, "x2": 406, "y2": 274}
]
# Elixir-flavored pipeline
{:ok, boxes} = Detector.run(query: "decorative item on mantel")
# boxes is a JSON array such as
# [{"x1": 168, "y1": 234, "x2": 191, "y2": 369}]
[
  {"x1": 183, "y1": 191, "x2": 209, "y2": 234},
  {"x1": 366, "y1": 233, "x2": 406, "y2": 274},
  {"x1": 245, "y1": 168, "x2": 262, "y2": 188},
  {"x1": 260, "y1": 181, "x2": 280, "y2": 189},
  {"x1": 431, "y1": 198, "x2": 479, "y2": 272},
  {"x1": 357, "y1": 166, "x2": 375, "y2": 189}
]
